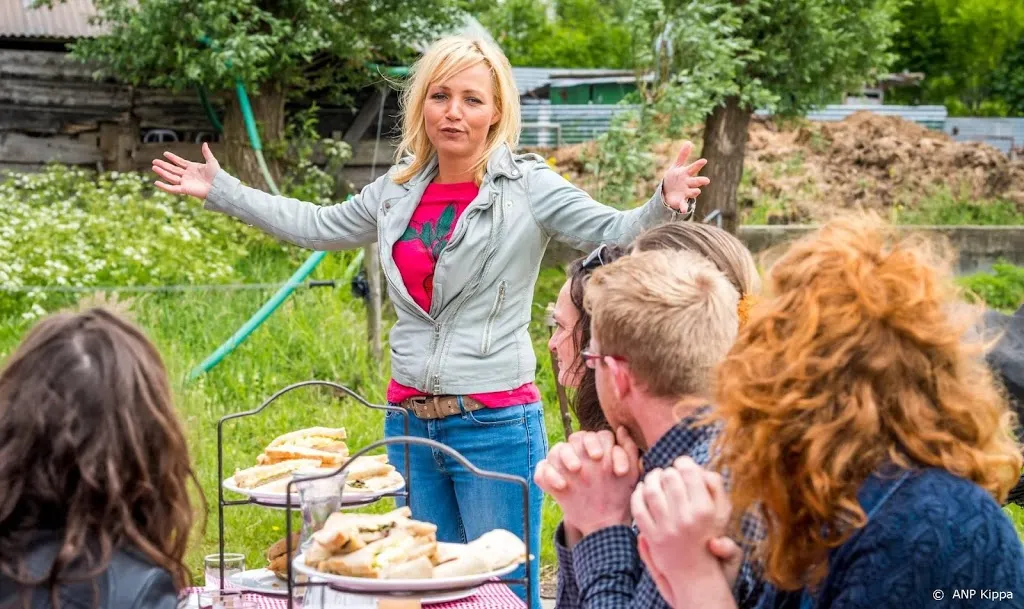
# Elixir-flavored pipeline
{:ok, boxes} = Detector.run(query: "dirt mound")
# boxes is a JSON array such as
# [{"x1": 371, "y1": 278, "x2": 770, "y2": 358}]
[{"x1": 544, "y1": 111, "x2": 1024, "y2": 223}]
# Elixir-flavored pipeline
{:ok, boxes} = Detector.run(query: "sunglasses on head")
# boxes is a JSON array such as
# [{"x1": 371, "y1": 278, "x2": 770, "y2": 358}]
[{"x1": 582, "y1": 244, "x2": 610, "y2": 272}]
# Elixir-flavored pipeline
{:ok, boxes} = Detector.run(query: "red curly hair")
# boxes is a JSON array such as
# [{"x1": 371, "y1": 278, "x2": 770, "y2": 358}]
[{"x1": 713, "y1": 214, "x2": 1022, "y2": 591}]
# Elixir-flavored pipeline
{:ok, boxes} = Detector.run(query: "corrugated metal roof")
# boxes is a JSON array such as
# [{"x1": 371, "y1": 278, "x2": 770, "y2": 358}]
[
  {"x1": 512, "y1": 67, "x2": 630, "y2": 96},
  {"x1": 521, "y1": 103, "x2": 954, "y2": 147},
  {"x1": 945, "y1": 117, "x2": 1024, "y2": 155},
  {"x1": 0, "y1": 0, "x2": 107, "y2": 39}
]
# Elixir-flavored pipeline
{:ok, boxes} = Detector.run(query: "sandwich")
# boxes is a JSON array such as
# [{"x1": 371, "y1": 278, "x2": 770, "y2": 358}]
[
  {"x1": 232, "y1": 459, "x2": 321, "y2": 489},
  {"x1": 266, "y1": 532, "x2": 301, "y2": 579},
  {"x1": 308, "y1": 507, "x2": 436, "y2": 558},
  {"x1": 346, "y1": 470, "x2": 403, "y2": 494},
  {"x1": 317, "y1": 528, "x2": 437, "y2": 579},
  {"x1": 430, "y1": 529, "x2": 526, "y2": 578},
  {"x1": 255, "y1": 427, "x2": 349, "y2": 465},
  {"x1": 342, "y1": 455, "x2": 393, "y2": 481},
  {"x1": 258, "y1": 445, "x2": 349, "y2": 466},
  {"x1": 252, "y1": 458, "x2": 398, "y2": 496},
  {"x1": 430, "y1": 542, "x2": 466, "y2": 566},
  {"x1": 268, "y1": 426, "x2": 348, "y2": 450}
]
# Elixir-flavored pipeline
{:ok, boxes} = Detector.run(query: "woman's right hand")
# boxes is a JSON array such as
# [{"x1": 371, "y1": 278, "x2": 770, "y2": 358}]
[{"x1": 151, "y1": 142, "x2": 221, "y2": 200}]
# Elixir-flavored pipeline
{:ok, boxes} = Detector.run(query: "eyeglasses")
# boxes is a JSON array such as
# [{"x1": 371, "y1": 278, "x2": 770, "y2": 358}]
[
  {"x1": 582, "y1": 244, "x2": 610, "y2": 272},
  {"x1": 580, "y1": 349, "x2": 625, "y2": 369}
]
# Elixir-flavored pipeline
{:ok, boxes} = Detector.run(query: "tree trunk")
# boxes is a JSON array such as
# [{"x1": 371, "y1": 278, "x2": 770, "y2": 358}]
[
  {"x1": 221, "y1": 82, "x2": 286, "y2": 190},
  {"x1": 698, "y1": 96, "x2": 753, "y2": 235}
]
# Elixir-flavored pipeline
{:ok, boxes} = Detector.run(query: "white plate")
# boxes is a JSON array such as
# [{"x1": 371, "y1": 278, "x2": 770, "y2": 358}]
[
  {"x1": 227, "y1": 568, "x2": 290, "y2": 596},
  {"x1": 292, "y1": 553, "x2": 519, "y2": 593},
  {"x1": 222, "y1": 475, "x2": 405, "y2": 507}
]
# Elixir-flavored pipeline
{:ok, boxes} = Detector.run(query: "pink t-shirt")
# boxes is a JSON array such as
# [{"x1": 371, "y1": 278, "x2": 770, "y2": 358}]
[{"x1": 386, "y1": 181, "x2": 540, "y2": 409}]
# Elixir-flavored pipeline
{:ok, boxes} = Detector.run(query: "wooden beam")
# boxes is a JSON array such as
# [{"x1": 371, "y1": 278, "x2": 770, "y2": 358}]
[
  {"x1": 0, "y1": 78, "x2": 132, "y2": 109},
  {"x1": 365, "y1": 243, "x2": 383, "y2": 364},
  {"x1": 0, "y1": 132, "x2": 102, "y2": 165},
  {"x1": 0, "y1": 105, "x2": 131, "y2": 133},
  {"x1": 0, "y1": 49, "x2": 99, "y2": 81},
  {"x1": 343, "y1": 88, "x2": 387, "y2": 146}
]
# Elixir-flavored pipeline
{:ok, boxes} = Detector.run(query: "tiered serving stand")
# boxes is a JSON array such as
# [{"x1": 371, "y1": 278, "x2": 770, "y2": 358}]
[{"x1": 215, "y1": 380, "x2": 533, "y2": 609}]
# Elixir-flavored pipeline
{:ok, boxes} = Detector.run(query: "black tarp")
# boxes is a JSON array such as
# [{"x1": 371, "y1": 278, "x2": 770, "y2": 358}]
[{"x1": 982, "y1": 304, "x2": 1024, "y2": 505}]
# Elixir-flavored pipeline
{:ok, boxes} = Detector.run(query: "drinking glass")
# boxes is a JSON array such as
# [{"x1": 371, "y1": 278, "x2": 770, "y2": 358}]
[
  {"x1": 203, "y1": 552, "x2": 245, "y2": 592},
  {"x1": 294, "y1": 469, "x2": 348, "y2": 545}
]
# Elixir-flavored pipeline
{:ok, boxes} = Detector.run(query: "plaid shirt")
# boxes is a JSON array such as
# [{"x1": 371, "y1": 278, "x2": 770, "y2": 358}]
[{"x1": 554, "y1": 408, "x2": 765, "y2": 609}]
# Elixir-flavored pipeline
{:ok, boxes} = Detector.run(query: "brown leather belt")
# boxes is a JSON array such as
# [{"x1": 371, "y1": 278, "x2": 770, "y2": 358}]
[{"x1": 399, "y1": 395, "x2": 486, "y2": 420}]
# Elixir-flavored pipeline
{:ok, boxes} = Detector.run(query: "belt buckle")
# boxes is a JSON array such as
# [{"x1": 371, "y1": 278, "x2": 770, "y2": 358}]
[{"x1": 407, "y1": 396, "x2": 443, "y2": 419}]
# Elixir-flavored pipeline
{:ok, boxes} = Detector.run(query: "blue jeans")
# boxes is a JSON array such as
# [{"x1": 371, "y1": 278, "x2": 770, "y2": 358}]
[{"x1": 384, "y1": 400, "x2": 546, "y2": 609}]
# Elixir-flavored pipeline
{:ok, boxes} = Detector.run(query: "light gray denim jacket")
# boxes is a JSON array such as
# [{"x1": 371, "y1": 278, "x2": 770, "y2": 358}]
[{"x1": 204, "y1": 144, "x2": 690, "y2": 395}]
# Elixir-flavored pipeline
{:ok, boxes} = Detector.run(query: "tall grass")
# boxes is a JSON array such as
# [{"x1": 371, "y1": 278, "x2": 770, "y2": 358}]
[
  {"x1": 3, "y1": 166, "x2": 1023, "y2": 584},
  {"x1": 0, "y1": 244, "x2": 572, "y2": 581}
]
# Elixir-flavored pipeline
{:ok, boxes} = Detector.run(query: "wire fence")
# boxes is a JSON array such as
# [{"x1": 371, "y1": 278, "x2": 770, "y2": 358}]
[{"x1": 0, "y1": 280, "x2": 341, "y2": 294}]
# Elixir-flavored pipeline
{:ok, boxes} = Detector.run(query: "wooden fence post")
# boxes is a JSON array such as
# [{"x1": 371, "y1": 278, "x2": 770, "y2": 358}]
[{"x1": 365, "y1": 243, "x2": 383, "y2": 365}]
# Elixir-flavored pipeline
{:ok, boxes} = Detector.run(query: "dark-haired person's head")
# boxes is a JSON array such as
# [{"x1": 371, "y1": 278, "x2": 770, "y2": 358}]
[
  {"x1": 548, "y1": 244, "x2": 628, "y2": 431},
  {"x1": 0, "y1": 308, "x2": 200, "y2": 608}
]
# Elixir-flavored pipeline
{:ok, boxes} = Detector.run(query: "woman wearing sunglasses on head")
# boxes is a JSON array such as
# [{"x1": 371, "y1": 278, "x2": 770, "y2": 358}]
[
  {"x1": 548, "y1": 222, "x2": 760, "y2": 434},
  {"x1": 151, "y1": 35, "x2": 708, "y2": 608}
]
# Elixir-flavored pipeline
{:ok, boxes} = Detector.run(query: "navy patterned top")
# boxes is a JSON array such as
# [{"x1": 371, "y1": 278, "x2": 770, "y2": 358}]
[
  {"x1": 758, "y1": 467, "x2": 1024, "y2": 609},
  {"x1": 554, "y1": 408, "x2": 765, "y2": 609}
]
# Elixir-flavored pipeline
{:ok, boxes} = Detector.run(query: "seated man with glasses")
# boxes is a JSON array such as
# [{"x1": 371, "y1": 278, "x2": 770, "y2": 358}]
[{"x1": 535, "y1": 249, "x2": 765, "y2": 609}]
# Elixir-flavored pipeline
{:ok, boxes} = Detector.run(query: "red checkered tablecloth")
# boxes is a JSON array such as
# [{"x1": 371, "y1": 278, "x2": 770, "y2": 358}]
[{"x1": 183, "y1": 583, "x2": 527, "y2": 609}]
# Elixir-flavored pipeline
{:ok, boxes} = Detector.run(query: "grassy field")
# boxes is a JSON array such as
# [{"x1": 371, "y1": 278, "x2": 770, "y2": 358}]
[
  {"x1": 2, "y1": 166, "x2": 1023, "y2": 583},
  {"x1": 0, "y1": 241, "x2": 571, "y2": 581}
]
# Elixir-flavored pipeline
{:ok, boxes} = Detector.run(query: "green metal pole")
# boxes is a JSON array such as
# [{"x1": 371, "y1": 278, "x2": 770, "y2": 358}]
[
  {"x1": 187, "y1": 251, "x2": 327, "y2": 382},
  {"x1": 196, "y1": 86, "x2": 223, "y2": 133},
  {"x1": 186, "y1": 35, "x2": 324, "y2": 382}
]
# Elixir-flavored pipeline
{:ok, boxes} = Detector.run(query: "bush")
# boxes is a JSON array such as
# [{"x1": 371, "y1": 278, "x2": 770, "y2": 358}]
[
  {"x1": 0, "y1": 165, "x2": 287, "y2": 319},
  {"x1": 959, "y1": 262, "x2": 1024, "y2": 312}
]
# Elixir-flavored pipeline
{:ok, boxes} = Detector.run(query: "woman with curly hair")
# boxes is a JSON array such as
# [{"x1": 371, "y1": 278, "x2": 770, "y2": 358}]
[
  {"x1": 547, "y1": 222, "x2": 760, "y2": 433},
  {"x1": 0, "y1": 308, "x2": 202, "y2": 608},
  {"x1": 630, "y1": 215, "x2": 1024, "y2": 609}
]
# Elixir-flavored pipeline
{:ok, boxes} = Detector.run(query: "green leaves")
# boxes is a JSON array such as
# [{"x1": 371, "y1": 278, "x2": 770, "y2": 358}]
[
  {"x1": 890, "y1": 0, "x2": 1024, "y2": 115},
  {"x1": 478, "y1": 0, "x2": 636, "y2": 69},
  {"x1": 43, "y1": 0, "x2": 469, "y2": 99}
]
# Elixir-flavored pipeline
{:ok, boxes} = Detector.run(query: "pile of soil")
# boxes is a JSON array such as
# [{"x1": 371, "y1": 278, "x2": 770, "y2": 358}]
[{"x1": 543, "y1": 111, "x2": 1024, "y2": 223}]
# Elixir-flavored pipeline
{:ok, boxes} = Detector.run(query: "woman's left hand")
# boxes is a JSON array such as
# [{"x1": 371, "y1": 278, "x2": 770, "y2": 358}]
[{"x1": 662, "y1": 141, "x2": 710, "y2": 212}]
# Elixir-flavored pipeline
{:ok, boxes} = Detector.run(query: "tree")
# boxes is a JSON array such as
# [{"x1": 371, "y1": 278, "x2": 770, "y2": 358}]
[
  {"x1": 993, "y1": 36, "x2": 1024, "y2": 116},
  {"x1": 479, "y1": 0, "x2": 636, "y2": 68},
  {"x1": 653, "y1": 0, "x2": 902, "y2": 233},
  {"x1": 41, "y1": 0, "x2": 477, "y2": 186},
  {"x1": 889, "y1": 0, "x2": 1024, "y2": 115}
]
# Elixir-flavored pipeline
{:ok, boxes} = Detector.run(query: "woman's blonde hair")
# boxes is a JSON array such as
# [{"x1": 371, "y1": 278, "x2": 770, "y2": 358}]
[
  {"x1": 713, "y1": 214, "x2": 1022, "y2": 591},
  {"x1": 392, "y1": 36, "x2": 521, "y2": 185}
]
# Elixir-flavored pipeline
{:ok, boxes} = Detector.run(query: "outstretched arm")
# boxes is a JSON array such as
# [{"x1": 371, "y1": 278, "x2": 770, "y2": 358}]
[
  {"x1": 152, "y1": 143, "x2": 381, "y2": 251},
  {"x1": 527, "y1": 143, "x2": 709, "y2": 252}
]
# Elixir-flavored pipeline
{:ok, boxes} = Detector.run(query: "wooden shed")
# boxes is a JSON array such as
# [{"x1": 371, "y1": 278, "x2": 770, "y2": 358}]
[{"x1": 0, "y1": 0, "x2": 401, "y2": 188}]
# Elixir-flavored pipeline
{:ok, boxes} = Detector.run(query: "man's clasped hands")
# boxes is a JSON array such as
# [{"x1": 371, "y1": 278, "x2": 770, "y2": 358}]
[{"x1": 533, "y1": 428, "x2": 743, "y2": 608}]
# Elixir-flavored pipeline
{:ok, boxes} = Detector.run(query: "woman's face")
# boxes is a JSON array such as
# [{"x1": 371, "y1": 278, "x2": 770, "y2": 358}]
[
  {"x1": 548, "y1": 281, "x2": 584, "y2": 389},
  {"x1": 423, "y1": 62, "x2": 500, "y2": 164}
]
